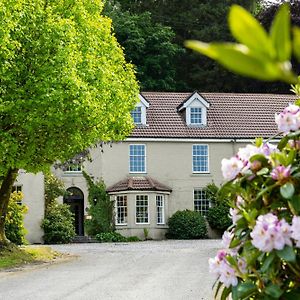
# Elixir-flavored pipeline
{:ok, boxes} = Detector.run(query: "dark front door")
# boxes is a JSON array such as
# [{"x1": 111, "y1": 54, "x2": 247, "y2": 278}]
[{"x1": 64, "y1": 187, "x2": 84, "y2": 236}]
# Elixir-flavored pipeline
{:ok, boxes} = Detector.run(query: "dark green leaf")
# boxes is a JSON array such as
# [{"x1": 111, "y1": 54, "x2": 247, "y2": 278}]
[
  {"x1": 236, "y1": 281, "x2": 257, "y2": 298},
  {"x1": 283, "y1": 290, "x2": 300, "y2": 300},
  {"x1": 264, "y1": 284, "x2": 284, "y2": 298},
  {"x1": 280, "y1": 182, "x2": 295, "y2": 199},
  {"x1": 256, "y1": 167, "x2": 269, "y2": 176},
  {"x1": 276, "y1": 245, "x2": 296, "y2": 262},
  {"x1": 226, "y1": 255, "x2": 238, "y2": 268},
  {"x1": 230, "y1": 238, "x2": 241, "y2": 248},
  {"x1": 261, "y1": 252, "x2": 275, "y2": 273},
  {"x1": 277, "y1": 135, "x2": 289, "y2": 151},
  {"x1": 289, "y1": 195, "x2": 300, "y2": 214},
  {"x1": 229, "y1": 5, "x2": 274, "y2": 58},
  {"x1": 250, "y1": 154, "x2": 269, "y2": 165},
  {"x1": 293, "y1": 27, "x2": 300, "y2": 62},
  {"x1": 185, "y1": 41, "x2": 283, "y2": 81},
  {"x1": 270, "y1": 3, "x2": 291, "y2": 62},
  {"x1": 221, "y1": 286, "x2": 231, "y2": 300}
]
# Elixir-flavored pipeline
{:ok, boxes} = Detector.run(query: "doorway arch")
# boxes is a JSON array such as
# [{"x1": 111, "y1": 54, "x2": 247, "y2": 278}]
[{"x1": 64, "y1": 187, "x2": 84, "y2": 236}]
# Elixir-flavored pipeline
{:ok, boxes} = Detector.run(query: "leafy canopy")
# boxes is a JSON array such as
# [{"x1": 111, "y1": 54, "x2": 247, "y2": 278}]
[{"x1": 0, "y1": 0, "x2": 139, "y2": 175}]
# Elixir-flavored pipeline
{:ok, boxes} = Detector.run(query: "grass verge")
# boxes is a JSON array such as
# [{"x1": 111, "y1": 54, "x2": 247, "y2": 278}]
[{"x1": 0, "y1": 245, "x2": 61, "y2": 269}]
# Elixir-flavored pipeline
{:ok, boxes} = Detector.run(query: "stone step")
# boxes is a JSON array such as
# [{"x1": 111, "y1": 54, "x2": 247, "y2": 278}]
[{"x1": 72, "y1": 236, "x2": 98, "y2": 243}]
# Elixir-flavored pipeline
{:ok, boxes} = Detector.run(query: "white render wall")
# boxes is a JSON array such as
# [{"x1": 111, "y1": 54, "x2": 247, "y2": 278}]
[
  {"x1": 16, "y1": 172, "x2": 45, "y2": 244},
  {"x1": 54, "y1": 140, "x2": 249, "y2": 239}
]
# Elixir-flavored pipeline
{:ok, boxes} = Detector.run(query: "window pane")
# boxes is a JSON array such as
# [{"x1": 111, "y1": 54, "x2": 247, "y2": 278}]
[
  {"x1": 136, "y1": 195, "x2": 149, "y2": 223},
  {"x1": 192, "y1": 145, "x2": 208, "y2": 173},
  {"x1": 129, "y1": 145, "x2": 146, "y2": 173},
  {"x1": 194, "y1": 189, "x2": 210, "y2": 216},
  {"x1": 190, "y1": 107, "x2": 202, "y2": 124},
  {"x1": 156, "y1": 195, "x2": 165, "y2": 224},
  {"x1": 116, "y1": 195, "x2": 127, "y2": 225},
  {"x1": 131, "y1": 107, "x2": 142, "y2": 124}
]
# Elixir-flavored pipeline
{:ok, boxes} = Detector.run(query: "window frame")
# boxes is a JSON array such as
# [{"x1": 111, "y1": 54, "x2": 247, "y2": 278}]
[
  {"x1": 192, "y1": 144, "x2": 209, "y2": 174},
  {"x1": 131, "y1": 106, "x2": 142, "y2": 124},
  {"x1": 156, "y1": 194, "x2": 165, "y2": 225},
  {"x1": 190, "y1": 107, "x2": 202, "y2": 125},
  {"x1": 135, "y1": 195, "x2": 149, "y2": 224},
  {"x1": 129, "y1": 144, "x2": 147, "y2": 174},
  {"x1": 115, "y1": 195, "x2": 128, "y2": 226},
  {"x1": 194, "y1": 188, "x2": 210, "y2": 216}
]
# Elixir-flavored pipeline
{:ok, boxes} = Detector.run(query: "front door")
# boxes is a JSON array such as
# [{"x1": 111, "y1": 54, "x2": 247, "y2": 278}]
[{"x1": 64, "y1": 187, "x2": 84, "y2": 236}]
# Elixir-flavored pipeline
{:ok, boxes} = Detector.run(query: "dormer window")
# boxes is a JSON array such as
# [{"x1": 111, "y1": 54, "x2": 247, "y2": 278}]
[
  {"x1": 190, "y1": 107, "x2": 202, "y2": 125},
  {"x1": 177, "y1": 92, "x2": 210, "y2": 127},
  {"x1": 131, "y1": 94, "x2": 149, "y2": 126},
  {"x1": 131, "y1": 107, "x2": 142, "y2": 124}
]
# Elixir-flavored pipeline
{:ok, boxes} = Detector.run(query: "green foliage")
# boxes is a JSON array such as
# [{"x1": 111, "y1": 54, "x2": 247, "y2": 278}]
[
  {"x1": 44, "y1": 173, "x2": 66, "y2": 210},
  {"x1": 104, "y1": 2, "x2": 183, "y2": 91},
  {"x1": 166, "y1": 210, "x2": 207, "y2": 239},
  {"x1": 5, "y1": 192, "x2": 27, "y2": 245},
  {"x1": 186, "y1": 4, "x2": 297, "y2": 84},
  {"x1": 189, "y1": 4, "x2": 300, "y2": 299},
  {"x1": 0, "y1": 0, "x2": 138, "y2": 176},
  {"x1": 95, "y1": 232, "x2": 140, "y2": 243},
  {"x1": 205, "y1": 183, "x2": 232, "y2": 231},
  {"x1": 83, "y1": 171, "x2": 114, "y2": 236},
  {"x1": 41, "y1": 203, "x2": 75, "y2": 244}
]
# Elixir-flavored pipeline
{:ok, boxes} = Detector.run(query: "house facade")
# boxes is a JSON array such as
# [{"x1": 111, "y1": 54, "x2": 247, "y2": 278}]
[{"x1": 51, "y1": 92, "x2": 295, "y2": 240}]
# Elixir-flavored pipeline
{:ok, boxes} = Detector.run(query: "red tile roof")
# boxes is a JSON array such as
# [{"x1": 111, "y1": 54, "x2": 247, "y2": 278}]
[
  {"x1": 106, "y1": 176, "x2": 172, "y2": 193},
  {"x1": 130, "y1": 92, "x2": 296, "y2": 139}
]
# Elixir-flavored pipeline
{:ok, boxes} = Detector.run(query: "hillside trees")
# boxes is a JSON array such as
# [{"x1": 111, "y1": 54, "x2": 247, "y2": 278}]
[
  {"x1": 104, "y1": 1, "x2": 183, "y2": 91},
  {"x1": 0, "y1": 0, "x2": 139, "y2": 246}
]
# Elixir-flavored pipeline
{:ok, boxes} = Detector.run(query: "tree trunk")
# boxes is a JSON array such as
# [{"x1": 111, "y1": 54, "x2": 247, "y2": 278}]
[{"x1": 0, "y1": 168, "x2": 19, "y2": 247}]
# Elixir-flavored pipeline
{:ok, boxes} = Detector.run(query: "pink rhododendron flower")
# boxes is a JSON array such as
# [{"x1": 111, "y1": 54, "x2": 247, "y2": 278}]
[
  {"x1": 209, "y1": 250, "x2": 238, "y2": 288},
  {"x1": 221, "y1": 157, "x2": 243, "y2": 181},
  {"x1": 230, "y1": 208, "x2": 242, "y2": 225},
  {"x1": 250, "y1": 213, "x2": 292, "y2": 252},
  {"x1": 271, "y1": 165, "x2": 291, "y2": 181},
  {"x1": 275, "y1": 104, "x2": 300, "y2": 134},
  {"x1": 222, "y1": 230, "x2": 239, "y2": 255},
  {"x1": 291, "y1": 216, "x2": 300, "y2": 247}
]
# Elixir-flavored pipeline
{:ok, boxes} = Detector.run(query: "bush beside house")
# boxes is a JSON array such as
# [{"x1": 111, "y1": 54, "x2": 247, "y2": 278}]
[{"x1": 166, "y1": 210, "x2": 207, "y2": 239}]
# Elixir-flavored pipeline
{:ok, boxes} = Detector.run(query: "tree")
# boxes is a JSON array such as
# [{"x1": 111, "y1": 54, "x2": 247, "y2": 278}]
[
  {"x1": 0, "y1": 0, "x2": 139, "y2": 246},
  {"x1": 104, "y1": 1, "x2": 183, "y2": 91}
]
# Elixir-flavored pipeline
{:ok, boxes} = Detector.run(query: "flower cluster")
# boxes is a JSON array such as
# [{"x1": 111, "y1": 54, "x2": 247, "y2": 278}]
[
  {"x1": 275, "y1": 104, "x2": 300, "y2": 134},
  {"x1": 210, "y1": 103, "x2": 300, "y2": 298}
]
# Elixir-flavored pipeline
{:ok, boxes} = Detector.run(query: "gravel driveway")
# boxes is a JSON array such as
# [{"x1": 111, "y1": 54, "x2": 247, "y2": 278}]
[{"x1": 0, "y1": 240, "x2": 221, "y2": 300}]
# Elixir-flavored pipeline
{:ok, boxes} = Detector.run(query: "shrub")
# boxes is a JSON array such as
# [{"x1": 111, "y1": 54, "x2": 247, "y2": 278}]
[
  {"x1": 83, "y1": 172, "x2": 114, "y2": 236},
  {"x1": 41, "y1": 203, "x2": 76, "y2": 244},
  {"x1": 5, "y1": 192, "x2": 28, "y2": 245},
  {"x1": 206, "y1": 203, "x2": 232, "y2": 232},
  {"x1": 126, "y1": 236, "x2": 140, "y2": 242},
  {"x1": 96, "y1": 232, "x2": 127, "y2": 243},
  {"x1": 166, "y1": 210, "x2": 207, "y2": 239}
]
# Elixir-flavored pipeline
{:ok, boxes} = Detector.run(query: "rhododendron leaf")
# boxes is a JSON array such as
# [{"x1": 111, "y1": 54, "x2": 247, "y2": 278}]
[
  {"x1": 276, "y1": 245, "x2": 296, "y2": 262},
  {"x1": 234, "y1": 282, "x2": 257, "y2": 299},
  {"x1": 283, "y1": 291, "x2": 300, "y2": 300},
  {"x1": 280, "y1": 182, "x2": 295, "y2": 199},
  {"x1": 256, "y1": 167, "x2": 269, "y2": 176},
  {"x1": 293, "y1": 27, "x2": 300, "y2": 62},
  {"x1": 261, "y1": 252, "x2": 275, "y2": 273},
  {"x1": 288, "y1": 195, "x2": 300, "y2": 214},
  {"x1": 229, "y1": 5, "x2": 275, "y2": 59},
  {"x1": 287, "y1": 129, "x2": 300, "y2": 138},
  {"x1": 277, "y1": 136, "x2": 289, "y2": 151},
  {"x1": 230, "y1": 238, "x2": 241, "y2": 248},
  {"x1": 286, "y1": 149, "x2": 296, "y2": 165},
  {"x1": 250, "y1": 154, "x2": 268, "y2": 165},
  {"x1": 221, "y1": 286, "x2": 231, "y2": 300},
  {"x1": 226, "y1": 255, "x2": 238, "y2": 268},
  {"x1": 255, "y1": 137, "x2": 264, "y2": 147},
  {"x1": 185, "y1": 41, "x2": 284, "y2": 81},
  {"x1": 270, "y1": 4, "x2": 291, "y2": 62},
  {"x1": 265, "y1": 284, "x2": 284, "y2": 298},
  {"x1": 214, "y1": 281, "x2": 223, "y2": 299}
]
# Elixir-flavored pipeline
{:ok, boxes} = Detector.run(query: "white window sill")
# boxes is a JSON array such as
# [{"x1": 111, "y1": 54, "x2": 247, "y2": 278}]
[{"x1": 62, "y1": 171, "x2": 83, "y2": 177}]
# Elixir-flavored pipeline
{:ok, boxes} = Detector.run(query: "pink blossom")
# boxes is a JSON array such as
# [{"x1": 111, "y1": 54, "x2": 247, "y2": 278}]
[
  {"x1": 250, "y1": 213, "x2": 292, "y2": 252},
  {"x1": 208, "y1": 250, "x2": 238, "y2": 287},
  {"x1": 271, "y1": 165, "x2": 291, "y2": 181},
  {"x1": 291, "y1": 216, "x2": 300, "y2": 247},
  {"x1": 230, "y1": 208, "x2": 242, "y2": 225},
  {"x1": 222, "y1": 230, "x2": 240, "y2": 255},
  {"x1": 221, "y1": 157, "x2": 243, "y2": 181},
  {"x1": 275, "y1": 104, "x2": 300, "y2": 134}
]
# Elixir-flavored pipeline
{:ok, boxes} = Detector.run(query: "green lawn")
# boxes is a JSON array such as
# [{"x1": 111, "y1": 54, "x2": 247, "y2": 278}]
[{"x1": 0, "y1": 245, "x2": 61, "y2": 269}]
